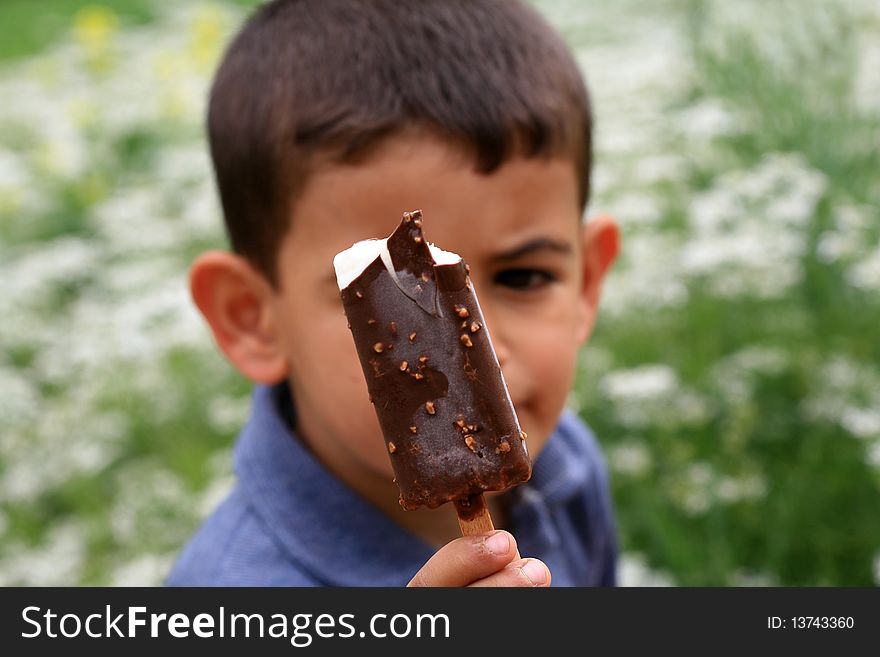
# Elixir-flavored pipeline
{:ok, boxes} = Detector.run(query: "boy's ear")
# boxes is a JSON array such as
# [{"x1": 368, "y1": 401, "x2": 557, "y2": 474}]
[
  {"x1": 189, "y1": 251, "x2": 289, "y2": 384},
  {"x1": 575, "y1": 214, "x2": 620, "y2": 345}
]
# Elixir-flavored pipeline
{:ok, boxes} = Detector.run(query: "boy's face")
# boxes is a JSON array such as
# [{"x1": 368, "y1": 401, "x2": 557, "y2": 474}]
[{"x1": 269, "y1": 133, "x2": 608, "y2": 498}]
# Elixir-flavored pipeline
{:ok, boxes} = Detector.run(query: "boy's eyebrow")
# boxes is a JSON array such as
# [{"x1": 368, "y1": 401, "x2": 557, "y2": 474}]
[{"x1": 490, "y1": 237, "x2": 573, "y2": 262}]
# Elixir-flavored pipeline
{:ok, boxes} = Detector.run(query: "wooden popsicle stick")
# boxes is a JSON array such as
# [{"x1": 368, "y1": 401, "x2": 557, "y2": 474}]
[{"x1": 453, "y1": 493, "x2": 495, "y2": 536}]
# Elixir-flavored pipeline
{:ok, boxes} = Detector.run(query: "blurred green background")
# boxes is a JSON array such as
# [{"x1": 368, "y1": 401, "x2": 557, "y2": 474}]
[{"x1": 0, "y1": 0, "x2": 878, "y2": 585}]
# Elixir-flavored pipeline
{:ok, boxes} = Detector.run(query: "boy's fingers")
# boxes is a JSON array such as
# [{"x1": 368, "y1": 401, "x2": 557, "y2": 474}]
[
  {"x1": 468, "y1": 558, "x2": 552, "y2": 588},
  {"x1": 407, "y1": 531, "x2": 518, "y2": 587}
]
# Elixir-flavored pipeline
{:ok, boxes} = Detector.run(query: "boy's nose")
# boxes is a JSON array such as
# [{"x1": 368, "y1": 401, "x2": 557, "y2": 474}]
[
  {"x1": 493, "y1": 337, "x2": 511, "y2": 370},
  {"x1": 484, "y1": 317, "x2": 511, "y2": 370},
  {"x1": 475, "y1": 299, "x2": 509, "y2": 369}
]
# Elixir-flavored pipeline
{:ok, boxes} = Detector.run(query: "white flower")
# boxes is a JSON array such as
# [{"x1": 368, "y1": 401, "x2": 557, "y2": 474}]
[
  {"x1": 0, "y1": 522, "x2": 87, "y2": 586},
  {"x1": 816, "y1": 230, "x2": 863, "y2": 263},
  {"x1": 717, "y1": 473, "x2": 768, "y2": 503},
  {"x1": 110, "y1": 462, "x2": 192, "y2": 549},
  {"x1": 847, "y1": 248, "x2": 880, "y2": 291},
  {"x1": 633, "y1": 154, "x2": 688, "y2": 186},
  {"x1": 2, "y1": 237, "x2": 98, "y2": 303},
  {"x1": 608, "y1": 442, "x2": 652, "y2": 477},
  {"x1": 602, "y1": 234, "x2": 689, "y2": 315},
  {"x1": 674, "y1": 462, "x2": 715, "y2": 516},
  {"x1": 676, "y1": 99, "x2": 740, "y2": 140},
  {"x1": 110, "y1": 553, "x2": 176, "y2": 586},
  {"x1": 601, "y1": 364, "x2": 679, "y2": 401},
  {"x1": 0, "y1": 148, "x2": 29, "y2": 187},
  {"x1": 606, "y1": 192, "x2": 663, "y2": 226},
  {"x1": 0, "y1": 368, "x2": 40, "y2": 429},
  {"x1": 840, "y1": 407, "x2": 880, "y2": 439},
  {"x1": 618, "y1": 552, "x2": 676, "y2": 587},
  {"x1": 712, "y1": 346, "x2": 789, "y2": 403},
  {"x1": 854, "y1": 37, "x2": 880, "y2": 112},
  {"x1": 207, "y1": 395, "x2": 252, "y2": 434}
]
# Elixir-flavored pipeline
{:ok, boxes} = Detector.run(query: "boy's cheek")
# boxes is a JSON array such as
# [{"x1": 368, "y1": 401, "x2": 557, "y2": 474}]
[
  {"x1": 336, "y1": 405, "x2": 396, "y2": 476},
  {"x1": 521, "y1": 346, "x2": 581, "y2": 455}
]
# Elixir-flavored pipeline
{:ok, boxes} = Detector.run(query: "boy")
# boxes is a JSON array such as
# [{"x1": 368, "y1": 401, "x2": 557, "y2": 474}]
[{"x1": 167, "y1": 0, "x2": 620, "y2": 587}]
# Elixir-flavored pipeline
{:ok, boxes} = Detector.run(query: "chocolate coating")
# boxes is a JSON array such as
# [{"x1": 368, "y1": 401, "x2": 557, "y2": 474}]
[{"x1": 339, "y1": 210, "x2": 532, "y2": 510}]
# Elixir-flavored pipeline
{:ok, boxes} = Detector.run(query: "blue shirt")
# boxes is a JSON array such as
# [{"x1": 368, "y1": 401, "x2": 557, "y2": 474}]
[{"x1": 166, "y1": 383, "x2": 618, "y2": 586}]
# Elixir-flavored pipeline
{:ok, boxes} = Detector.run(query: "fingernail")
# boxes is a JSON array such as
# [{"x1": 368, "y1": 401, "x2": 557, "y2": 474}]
[
  {"x1": 484, "y1": 531, "x2": 510, "y2": 555},
  {"x1": 521, "y1": 559, "x2": 549, "y2": 586}
]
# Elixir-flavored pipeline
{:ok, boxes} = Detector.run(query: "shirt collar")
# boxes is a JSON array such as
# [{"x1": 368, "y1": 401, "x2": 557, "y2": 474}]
[{"x1": 234, "y1": 383, "x2": 593, "y2": 586}]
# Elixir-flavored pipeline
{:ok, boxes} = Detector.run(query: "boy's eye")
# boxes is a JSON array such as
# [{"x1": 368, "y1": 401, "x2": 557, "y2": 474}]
[{"x1": 493, "y1": 268, "x2": 557, "y2": 291}]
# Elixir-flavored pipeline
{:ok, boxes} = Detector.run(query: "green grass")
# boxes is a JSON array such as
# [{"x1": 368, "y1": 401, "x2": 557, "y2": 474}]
[
  {"x1": 0, "y1": 0, "x2": 156, "y2": 61},
  {"x1": 0, "y1": 0, "x2": 267, "y2": 62}
]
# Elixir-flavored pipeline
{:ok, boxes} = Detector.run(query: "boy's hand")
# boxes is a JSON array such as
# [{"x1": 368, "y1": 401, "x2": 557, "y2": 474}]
[{"x1": 407, "y1": 530, "x2": 551, "y2": 587}]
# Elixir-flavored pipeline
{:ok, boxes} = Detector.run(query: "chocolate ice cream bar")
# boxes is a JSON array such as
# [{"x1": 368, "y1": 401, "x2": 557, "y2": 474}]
[{"x1": 334, "y1": 210, "x2": 531, "y2": 529}]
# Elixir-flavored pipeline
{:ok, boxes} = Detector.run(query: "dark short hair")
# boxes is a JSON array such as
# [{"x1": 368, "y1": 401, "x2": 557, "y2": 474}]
[{"x1": 208, "y1": 0, "x2": 593, "y2": 284}]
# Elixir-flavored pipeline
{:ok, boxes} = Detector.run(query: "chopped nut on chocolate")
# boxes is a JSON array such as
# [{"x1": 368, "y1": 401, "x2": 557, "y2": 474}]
[
  {"x1": 399, "y1": 360, "x2": 409, "y2": 371},
  {"x1": 454, "y1": 304, "x2": 469, "y2": 318},
  {"x1": 388, "y1": 442, "x2": 397, "y2": 454},
  {"x1": 467, "y1": 423, "x2": 479, "y2": 433},
  {"x1": 367, "y1": 318, "x2": 376, "y2": 325},
  {"x1": 408, "y1": 331, "x2": 417, "y2": 342},
  {"x1": 355, "y1": 290, "x2": 363, "y2": 298},
  {"x1": 464, "y1": 435, "x2": 477, "y2": 452},
  {"x1": 496, "y1": 439, "x2": 511, "y2": 454},
  {"x1": 413, "y1": 236, "x2": 423, "y2": 244},
  {"x1": 454, "y1": 418, "x2": 466, "y2": 430},
  {"x1": 373, "y1": 342, "x2": 384, "y2": 353},
  {"x1": 520, "y1": 430, "x2": 528, "y2": 440},
  {"x1": 460, "y1": 334, "x2": 473, "y2": 348},
  {"x1": 412, "y1": 372, "x2": 425, "y2": 381},
  {"x1": 425, "y1": 401, "x2": 436, "y2": 415},
  {"x1": 470, "y1": 321, "x2": 482, "y2": 333},
  {"x1": 389, "y1": 321, "x2": 397, "y2": 334},
  {"x1": 418, "y1": 354, "x2": 429, "y2": 364},
  {"x1": 409, "y1": 425, "x2": 418, "y2": 434}
]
